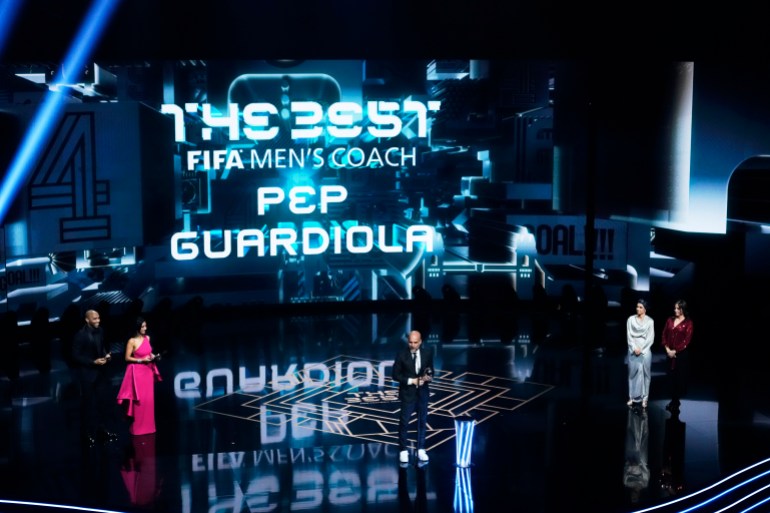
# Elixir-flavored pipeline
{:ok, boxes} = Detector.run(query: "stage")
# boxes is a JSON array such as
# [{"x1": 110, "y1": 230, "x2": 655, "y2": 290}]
[{"x1": 3, "y1": 303, "x2": 770, "y2": 513}]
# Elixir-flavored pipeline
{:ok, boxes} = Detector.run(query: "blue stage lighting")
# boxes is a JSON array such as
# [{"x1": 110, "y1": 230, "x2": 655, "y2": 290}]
[
  {"x1": 453, "y1": 467, "x2": 474, "y2": 513},
  {"x1": 0, "y1": 0, "x2": 121, "y2": 225},
  {"x1": 454, "y1": 414, "x2": 475, "y2": 468},
  {"x1": 0, "y1": 0, "x2": 23, "y2": 56}
]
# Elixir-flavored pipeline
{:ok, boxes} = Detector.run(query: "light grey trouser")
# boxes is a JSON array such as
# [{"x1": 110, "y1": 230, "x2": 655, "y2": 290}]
[{"x1": 628, "y1": 351, "x2": 651, "y2": 402}]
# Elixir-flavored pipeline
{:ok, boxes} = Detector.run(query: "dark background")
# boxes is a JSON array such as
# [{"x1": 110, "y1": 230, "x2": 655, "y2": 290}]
[{"x1": 5, "y1": 1, "x2": 770, "y2": 62}]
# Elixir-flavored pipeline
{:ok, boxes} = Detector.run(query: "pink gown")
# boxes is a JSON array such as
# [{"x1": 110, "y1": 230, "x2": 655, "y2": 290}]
[{"x1": 117, "y1": 336, "x2": 162, "y2": 435}]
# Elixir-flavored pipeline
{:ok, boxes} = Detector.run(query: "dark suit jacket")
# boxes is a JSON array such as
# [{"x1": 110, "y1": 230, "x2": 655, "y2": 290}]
[
  {"x1": 72, "y1": 325, "x2": 108, "y2": 383},
  {"x1": 392, "y1": 346, "x2": 434, "y2": 403}
]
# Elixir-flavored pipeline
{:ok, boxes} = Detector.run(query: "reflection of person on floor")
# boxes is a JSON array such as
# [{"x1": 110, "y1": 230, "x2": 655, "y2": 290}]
[
  {"x1": 626, "y1": 299, "x2": 654, "y2": 409},
  {"x1": 624, "y1": 408, "x2": 650, "y2": 504},
  {"x1": 121, "y1": 433, "x2": 161, "y2": 507},
  {"x1": 662, "y1": 299, "x2": 694, "y2": 413},
  {"x1": 393, "y1": 330, "x2": 434, "y2": 464},
  {"x1": 79, "y1": 437, "x2": 109, "y2": 505},
  {"x1": 117, "y1": 317, "x2": 162, "y2": 435},
  {"x1": 661, "y1": 409, "x2": 686, "y2": 497},
  {"x1": 398, "y1": 466, "x2": 428, "y2": 512},
  {"x1": 72, "y1": 309, "x2": 117, "y2": 445}
]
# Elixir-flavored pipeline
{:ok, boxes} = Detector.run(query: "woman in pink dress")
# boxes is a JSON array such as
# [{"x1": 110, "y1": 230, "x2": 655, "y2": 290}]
[{"x1": 117, "y1": 317, "x2": 161, "y2": 435}]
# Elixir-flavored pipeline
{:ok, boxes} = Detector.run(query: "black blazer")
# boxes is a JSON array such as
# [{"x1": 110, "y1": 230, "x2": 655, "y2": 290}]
[
  {"x1": 72, "y1": 325, "x2": 108, "y2": 383},
  {"x1": 392, "y1": 346, "x2": 434, "y2": 402}
]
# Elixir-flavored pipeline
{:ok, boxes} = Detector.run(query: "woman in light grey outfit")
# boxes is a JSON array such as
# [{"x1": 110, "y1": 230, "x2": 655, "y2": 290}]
[{"x1": 626, "y1": 299, "x2": 654, "y2": 408}]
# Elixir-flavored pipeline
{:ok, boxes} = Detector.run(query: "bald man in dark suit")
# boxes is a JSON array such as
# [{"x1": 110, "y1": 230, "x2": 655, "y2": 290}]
[
  {"x1": 72, "y1": 309, "x2": 116, "y2": 445},
  {"x1": 392, "y1": 330, "x2": 434, "y2": 464}
]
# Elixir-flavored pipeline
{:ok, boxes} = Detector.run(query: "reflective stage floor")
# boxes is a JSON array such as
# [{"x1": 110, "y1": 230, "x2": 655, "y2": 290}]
[{"x1": 2, "y1": 303, "x2": 770, "y2": 513}]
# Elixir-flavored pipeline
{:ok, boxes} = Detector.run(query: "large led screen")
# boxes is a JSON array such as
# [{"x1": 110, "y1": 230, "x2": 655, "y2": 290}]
[{"x1": 3, "y1": 59, "x2": 770, "y2": 322}]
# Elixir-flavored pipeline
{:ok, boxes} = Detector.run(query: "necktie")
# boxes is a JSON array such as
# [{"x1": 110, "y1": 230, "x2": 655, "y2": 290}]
[{"x1": 414, "y1": 351, "x2": 420, "y2": 375}]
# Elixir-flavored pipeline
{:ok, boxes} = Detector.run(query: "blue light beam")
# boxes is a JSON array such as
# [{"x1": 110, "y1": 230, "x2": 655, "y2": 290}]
[
  {"x1": 0, "y1": 0, "x2": 23, "y2": 56},
  {"x1": 0, "y1": 0, "x2": 122, "y2": 225}
]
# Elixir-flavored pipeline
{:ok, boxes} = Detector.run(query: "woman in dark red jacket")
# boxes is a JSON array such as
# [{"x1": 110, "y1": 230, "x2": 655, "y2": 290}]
[{"x1": 662, "y1": 299, "x2": 694, "y2": 413}]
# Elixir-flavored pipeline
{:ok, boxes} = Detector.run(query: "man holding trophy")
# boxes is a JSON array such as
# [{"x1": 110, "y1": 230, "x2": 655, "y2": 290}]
[{"x1": 393, "y1": 330, "x2": 434, "y2": 464}]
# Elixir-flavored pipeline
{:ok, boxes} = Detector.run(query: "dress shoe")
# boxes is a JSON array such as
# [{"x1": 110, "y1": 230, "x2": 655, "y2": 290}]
[
  {"x1": 399, "y1": 450, "x2": 409, "y2": 463},
  {"x1": 417, "y1": 449, "x2": 429, "y2": 462}
]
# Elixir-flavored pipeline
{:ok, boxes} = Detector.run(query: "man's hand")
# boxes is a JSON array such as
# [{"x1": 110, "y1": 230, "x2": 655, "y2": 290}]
[{"x1": 417, "y1": 375, "x2": 432, "y2": 387}]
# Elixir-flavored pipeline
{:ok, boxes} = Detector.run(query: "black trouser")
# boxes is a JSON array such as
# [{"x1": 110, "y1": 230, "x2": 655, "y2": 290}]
[
  {"x1": 79, "y1": 373, "x2": 112, "y2": 437},
  {"x1": 667, "y1": 350, "x2": 690, "y2": 404},
  {"x1": 398, "y1": 386, "x2": 429, "y2": 450}
]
